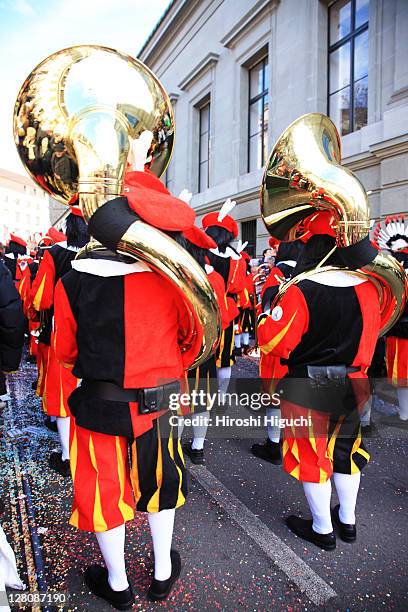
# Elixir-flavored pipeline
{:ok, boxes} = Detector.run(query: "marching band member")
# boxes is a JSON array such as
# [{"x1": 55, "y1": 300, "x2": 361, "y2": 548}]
[
  {"x1": 234, "y1": 251, "x2": 255, "y2": 356},
  {"x1": 29, "y1": 209, "x2": 89, "y2": 476},
  {"x1": 3, "y1": 234, "x2": 27, "y2": 282},
  {"x1": 176, "y1": 223, "x2": 229, "y2": 464},
  {"x1": 53, "y1": 138, "x2": 200, "y2": 607},
  {"x1": 252, "y1": 239, "x2": 303, "y2": 464},
  {"x1": 257, "y1": 212, "x2": 382, "y2": 550},
  {"x1": 202, "y1": 201, "x2": 246, "y2": 398},
  {"x1": 373, "y1": 216, "x2": 408, "y2": 427}
]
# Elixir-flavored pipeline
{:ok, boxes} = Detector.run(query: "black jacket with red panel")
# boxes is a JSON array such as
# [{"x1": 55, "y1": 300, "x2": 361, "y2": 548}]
[
  {"x1": 207, "y1": 248, "x2": 246, "y2": 323},
  {"x1": 54, "y1": 255, "x2": 201, "y2": 437},
  {"x1": 258, "y1": 271, "x2": 382, "y2": 413},
  {"x1": 29, "y1": 243, "x2": 78, "y2": 344}
]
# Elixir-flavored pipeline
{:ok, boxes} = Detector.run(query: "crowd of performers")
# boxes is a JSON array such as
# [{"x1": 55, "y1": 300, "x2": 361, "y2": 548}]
[{"x1": 0, "y1": 168, "x2": 407, "y2": 608}]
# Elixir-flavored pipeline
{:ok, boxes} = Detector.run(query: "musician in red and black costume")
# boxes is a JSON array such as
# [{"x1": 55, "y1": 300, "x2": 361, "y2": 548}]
[
  {"x1": 29, "y1": 207, "x2": 89, "y2": 476},
  {"x1": 202, "y1": 199, "x2": 246, "y2": 398},
  {"x1": 175, "y1": 224, "x2": 229, "y2": 464},
  {"x1": 53, "y1": 159, "x2": 203, "y2": 607},
  {"x1": 257, "y1": 212, "x2": 382, "y2": 550},
  {"x1": 252, "y1": 238, "x2": 304, "y2": 464},
  {"x1": 234, "y1": 251, "x2": 255, "y2": 356},
  {"x1": 3, "y1": 234, "x2": 27, "y2": 282},
  {"x1": 373, "y1": 215, "x2": 408, "y2": 428}
]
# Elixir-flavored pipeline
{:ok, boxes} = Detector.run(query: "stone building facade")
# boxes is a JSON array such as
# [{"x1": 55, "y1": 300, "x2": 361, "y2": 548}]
[{"x1": 139, "y1": 0, "x2": 408, "y2": 256}]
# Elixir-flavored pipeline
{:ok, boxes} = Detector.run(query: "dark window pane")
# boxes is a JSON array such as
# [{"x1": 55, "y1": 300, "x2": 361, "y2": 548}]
[
  {"x1": 200, "y1": 131, "x2": 209, "y2": 163},
  {"x1": 200, "y1": 104, "x2": 209, "y2": 135},
  {"x1": 241, "y1": 219, "x2": 257, "y2": 258},
  {"x1": 355, "y1": 0, "x2": 369, "y2": 28},
  {"x1": 263, "y1": 60, "x2": 269, "y2": 92},
  {"x1": 329, "y1": 42, "x2": 351, "y2": 93},
  {"x1": 249, "y1": 133, "x2": 262, "y2": 171},
  {"x1": 263, "y1": 101, "x2": 269, "y2": 165},
  {"x1": 199, "y1": 161, "x2": 208, "y2": 192},
  {"x1": 354, "y1": 76, "x2": 368, "y2": 130},
  {"x1": 249, "y1": 99, "x2": 263, "y2": 137},
  {"x1": 330, "y1": 0, "x2": 351, "y2": 44},
  {"x1": 354, "y1": 29, "x2": 369, "y2": 81},
  {"x1": 329, "y1": 86, "x2": 351, "y2": 136},
  {"x1": 250, "y1": 62, "x2": 264, "y2": 99}
]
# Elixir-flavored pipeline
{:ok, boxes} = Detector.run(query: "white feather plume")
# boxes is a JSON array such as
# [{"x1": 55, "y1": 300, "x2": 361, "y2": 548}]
[{"x1": 218, "y1": 198, "x2": 236, "y2": 222}]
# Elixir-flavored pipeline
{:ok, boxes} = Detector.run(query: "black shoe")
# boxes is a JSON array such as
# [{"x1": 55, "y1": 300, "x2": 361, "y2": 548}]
[
  {"x1": 251, "y1": 439, "x2": 282, "y2": 465},
  {"x1": 361, "y1": 422, "x2": 378, "y2": 437},
  {"x1": 84, "y1": 565, "x2": 134, "y2": 610},
  {"x1": 49, "y1": 452, "x2": 71, "y2": 477},
  {"x1": 31, "y1": 380, "x2": 38, "y2": 390},
  {"x1": 242, "y1": 344, "x2": 250, "y2": 355},
  {"x1": 233, "y1": 346, "x2": 242, "y2": 357},
  {"x1": 44, "y1": 417, "x2": 58, "y2": 432},
  {"x1": 147, "y1": 550, "x2": 181, "y2": 601},
  {"x1": 286, "y1": 516, "x2": 336, "y2": 551},
  {"x1": 182, "y1": 442, "x2": 205, "y2": 465},
  {"x1": 331, "y1": 504, "x2": 356, "y2": 542}
]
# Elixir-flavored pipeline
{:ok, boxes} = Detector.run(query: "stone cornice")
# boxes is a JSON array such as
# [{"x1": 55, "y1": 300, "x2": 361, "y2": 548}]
[
  {"x1": 221, "y1": 0, "x2": 279, "y2": 48},
  {"x1": 369, "y1": 134, "x2": 408, "y2": 160},
  {"x1": 178, "y1": 52, "x2": 220, "y2": 91}
]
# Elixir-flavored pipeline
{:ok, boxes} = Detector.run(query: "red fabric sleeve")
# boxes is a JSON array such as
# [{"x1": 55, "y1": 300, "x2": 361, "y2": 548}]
[
  {"x1": 30, "y1": 250, "x2": 56, "y2": 311},
  {"x1": 257, "y1": 285, "x2": 309, "y2": 358},
  {"x1": 54, "y1": 279, "x2": 78, "y2": 366},
  {"x1": 227, "y1": 258, "x2": 247, "y2": 294},
  {"x1": 207, "y1": 269, "x2": 229, "y2": 330},
  {"x1": 260, "y1": 266, "x2": 284, "y2": 299},
  {"x1": 352, "y1": 281, "x2": 381, "y2": 370}
]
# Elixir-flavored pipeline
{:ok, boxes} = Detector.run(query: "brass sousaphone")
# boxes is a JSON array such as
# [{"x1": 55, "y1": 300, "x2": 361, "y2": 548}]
[
  {"x1": 14, "y1": 45, "x2": 221, "y2": 368},
  {"x1": 261, "y1": 113, "x2": 407, "y2": 334}
]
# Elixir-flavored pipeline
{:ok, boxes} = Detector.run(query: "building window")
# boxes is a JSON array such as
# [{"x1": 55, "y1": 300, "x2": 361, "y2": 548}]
[
  {"x1": 248, "y1": 56, "x2": 269, "y2": 172},
  {"x1": 328, "y1": 0, "x2": 369, "y2": 135},
  {"x1": 198, "y1": 100, "x2": 211, "y2": 192},
  {"x1": 241, "y1": 219, "x2": 257, "y2": 258}
]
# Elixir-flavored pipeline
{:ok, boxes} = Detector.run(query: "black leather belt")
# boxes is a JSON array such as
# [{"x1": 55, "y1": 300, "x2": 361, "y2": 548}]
[
  {"x1": 289, "y1": 365, "x2": 360, "y2": 378},
  {"x1": 82, "y1": 380, "x2": 181, "y2": 414}
]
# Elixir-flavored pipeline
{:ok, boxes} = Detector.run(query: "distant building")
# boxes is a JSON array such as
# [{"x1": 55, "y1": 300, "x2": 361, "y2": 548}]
[
  {"x1": 0, "y1": 168, "x2": 51, "y2": 245},
  {"x1": 140, "y1": 0, "x2": 408, "y2": 256}
]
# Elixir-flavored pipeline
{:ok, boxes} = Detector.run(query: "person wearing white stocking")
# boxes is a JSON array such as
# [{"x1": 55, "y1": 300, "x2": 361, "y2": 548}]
[{"x1": 257, "y1": 213, "x2": 383, "y2": 550}]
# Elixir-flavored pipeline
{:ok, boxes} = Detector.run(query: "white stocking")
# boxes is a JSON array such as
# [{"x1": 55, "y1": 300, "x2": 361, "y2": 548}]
[
  {"x1": 397, "y1": 387, "x2": 408, "y2": 420},
  {"x1": 302, "y1": 480, "x2": 333, "y2": 534},
  {"x1": 96, "y1": 524, "x2": 128, "y2": 591},
  {"x1": 242, "y1": 332, "x2": 249, "y2": 345},
  {"x1": 333, "y1": 471, "x2": 360, "y2": 524},
  {"x1": 217, "y1": 366, "x2": 231, "y2": 400},
  {"x1": 192, "y1": 412, "x2": 210, "y2": 450},
  {"x1": 234, "y1": 334, "x2": 241, "y2": 348},
  {"x1": 266, "y1": 407, "x2": 281, "y2": 443},
  {"x1": 56, "y1": 417, "x2": 71, "y2": 461},
  {"x1": 148, "y1": 509, "x2": 175, "y2": 581}
]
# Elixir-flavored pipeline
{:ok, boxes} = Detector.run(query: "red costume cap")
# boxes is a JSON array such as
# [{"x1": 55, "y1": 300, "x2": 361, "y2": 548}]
[
  {"x1": 9, "y1": 234, "x2": 27, "y2": 248},
  {"x1": 48, "y1": 227, "x2": 67, "y2": 243},
  {"x1": 183, "y1": 226, "x2": 217, "y2": 250},
  {"x1": 268, "y1": 237, "x2": 281, "y2": 249},
  {"x1": 201, "y1": 212, "x2": 238, "y2": 238},
  {"x1": 123, "y1": 170, "x2": 196, "y2": 231}
]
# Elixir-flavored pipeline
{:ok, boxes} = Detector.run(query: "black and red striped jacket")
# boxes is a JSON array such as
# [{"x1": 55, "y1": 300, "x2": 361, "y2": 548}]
[
  {"x1": 258, "y1": 272, "x2": 381, "y2": 371},
  {"x1": 29, "y1": 243, "x2": 78, "y2": 344},
  {"x1": 54, "y1": 257, "x2": 200, "y2": 389}
]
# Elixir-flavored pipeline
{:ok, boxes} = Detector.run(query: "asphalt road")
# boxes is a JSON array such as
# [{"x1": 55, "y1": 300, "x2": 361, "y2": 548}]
[{"x1": 0, "y1": 355, "x2": 407, "y2": 611}]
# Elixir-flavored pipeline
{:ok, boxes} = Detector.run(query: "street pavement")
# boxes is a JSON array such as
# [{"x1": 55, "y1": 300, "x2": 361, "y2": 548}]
[{"x1": 0, "y1": 354, "x2": 407, "y2": 611}]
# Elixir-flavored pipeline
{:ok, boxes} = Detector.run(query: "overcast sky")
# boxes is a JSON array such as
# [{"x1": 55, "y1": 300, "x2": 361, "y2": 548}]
[{"x1": 0, "y1": 0, "x2": 171, "y2": 174}]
